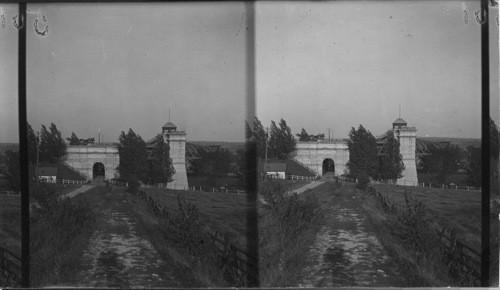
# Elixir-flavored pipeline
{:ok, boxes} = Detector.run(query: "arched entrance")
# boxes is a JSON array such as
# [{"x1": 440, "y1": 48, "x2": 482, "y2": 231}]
[
  {"x1": 93, "y1": 162, "x2": 105, "y2": 179},
  {"x1": 322, "y1": 158, "x2": 335, "y2": 175}
]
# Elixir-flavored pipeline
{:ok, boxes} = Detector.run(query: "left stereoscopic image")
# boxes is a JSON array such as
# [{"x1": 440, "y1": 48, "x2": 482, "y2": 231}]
[
  {"x1": 0, "y1": 4, "x2": 22, "y2": 288},
  {"x1": 26, "y1": 3, "x2": 254, "y2": 288}
]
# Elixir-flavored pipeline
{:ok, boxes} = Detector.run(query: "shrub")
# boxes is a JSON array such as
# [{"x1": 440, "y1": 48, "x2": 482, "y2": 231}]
[
  {"x1": 30, "y1": 183, "x2": 96, "y2": 287},
  {"x1": 356, "y1": 172, "x2": 370, "y2": 190},
  {"x1": 127, "y1": 176, "x2": 141, "y2": 193}
]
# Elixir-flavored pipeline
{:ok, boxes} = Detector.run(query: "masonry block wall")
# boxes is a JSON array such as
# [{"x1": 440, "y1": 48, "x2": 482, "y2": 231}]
[
  {"x1": 294, "y1": 141, "x2": 349, "y2": 176},
  {"x1": 65, "y1": 145, "x2": 119, "y2": 180}
]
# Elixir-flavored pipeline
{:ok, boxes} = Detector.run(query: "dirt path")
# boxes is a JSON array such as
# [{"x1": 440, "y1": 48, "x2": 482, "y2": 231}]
[
  {"x1": 65, "y1": 187, "x2": 183, "y2": 288},
  {"x1": 296, "y1": 182, "x2": 407, "y2": 287}
]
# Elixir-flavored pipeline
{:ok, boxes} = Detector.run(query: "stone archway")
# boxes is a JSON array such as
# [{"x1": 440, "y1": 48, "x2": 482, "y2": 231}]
[
  {"x1": 322, "y1": 158, "x2": 335, "y2": 175},
  {"x1": 93, "y1": 162, "x2": 105, "y2": 179}
]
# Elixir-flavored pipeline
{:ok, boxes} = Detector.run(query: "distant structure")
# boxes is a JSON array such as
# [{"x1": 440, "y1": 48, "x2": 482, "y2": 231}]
[
  {"x1": 161, "y1": 121, "x2": 189, "y2": 189},
  {"x1": 391, "y1": 117, "x2": 418, "y2": 185},
  {"x1": 294, "y1": 117, "x2": 419, "y2": 186},
  {"x1": 294, "y1": 140, "x2": 350, "y2": 176},
  {"x1": 377, "y1": 117, "x2": 418, "y2": 186},
  {"x1": 65, "y1": 145, "x2": 119, "y2": 180},
  {"x1": 65, "y1": 121, "x2": 189, "y2": 189}
]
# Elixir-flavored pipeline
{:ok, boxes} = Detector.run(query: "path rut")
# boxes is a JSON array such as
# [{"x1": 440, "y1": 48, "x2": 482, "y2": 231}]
[{"x1": 297, "y1": 183, "x2": 406, "y2": 287}]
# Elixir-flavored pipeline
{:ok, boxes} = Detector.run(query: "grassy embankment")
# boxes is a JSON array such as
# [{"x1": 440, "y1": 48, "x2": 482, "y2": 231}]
[
  {"x1": 0, "y1": 195, "x2": 21, "y2": 257},
  {"x1": 139, "y1": 186, "x2": 255, "y2": 286},
  {"x1": 358, "y1": 183, "x2": 483, "y2": 286},
  {"x1": 258, "y1": 179, "x2": 331, "y2": 287},
  {"x1": 30, "y1": 182, "x2": 96, "y2": 287}
]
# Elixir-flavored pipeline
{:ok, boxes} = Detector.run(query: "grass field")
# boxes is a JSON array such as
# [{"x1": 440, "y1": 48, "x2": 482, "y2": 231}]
[
  {"x1": 0, "y1": 194, "x2": 21, "y2": 257},
  {"x1": 372, "y1": 184, "x2": 481, "y2": 252},
  {"x1": 143, "y1": 188, "x2": 252, "y2": 248}
]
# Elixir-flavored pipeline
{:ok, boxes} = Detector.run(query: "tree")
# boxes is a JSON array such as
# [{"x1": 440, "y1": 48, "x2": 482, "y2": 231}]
[
  {"x1": 116, "y1": 129, "x2": 148, "y2": 183},
  {"x1": 346, "y1": 124, "x2": 378, "y2": 178},
  {"x1": 146, "y1": 134, "x2": 175, "y2": 184},
  {"x1": 421, "y1": 143, "x2": 462, "y2": 184},
  {"x1": 39, "y1": 123, "x2": 67, "y2": 163},
  {"x1": 378, "y1": 131, "x2": 405, "y2": 180},
  {"x1": 296, "y1": 128, "x2": 310, "y2": 141},
  {"x1": 268, "y1": 119, "x2": 296, "y2": 160},
  {"x1": 5, "y1": 150, "x2": 20, "y2": 191},
  {"x1": 309, "y1": 133, "x2": 325, "y2": 142},
  {"x1": 66, "y1": 132, "x2": 80, "y2": 145},
  {"x1": 27, "y1": 123, "x2": 38, "y2": 164},
  {"x1": 250, "y1": 117, "x2": 267, "y2": 159},
  {"x1": 190, "y1": 147, "x2": 234, "y2": 188},
  {"x1": 466, "y1": 145, "x2": 481, "y2": 186}
]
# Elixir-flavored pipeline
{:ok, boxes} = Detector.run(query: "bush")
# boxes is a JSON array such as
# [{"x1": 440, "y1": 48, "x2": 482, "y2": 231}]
[
  {"x1": 356, "y1": 172, "x2": 370, "y2": 190},
  {"x1": 259, "y1": 179, "x2": 323, "y2": 286},
  {"x1": 30, "y1": 183, "x2": 96, "y2": 286},
  {"x1": 127, "y1": 176, "x2": 141, "y2": 193}
]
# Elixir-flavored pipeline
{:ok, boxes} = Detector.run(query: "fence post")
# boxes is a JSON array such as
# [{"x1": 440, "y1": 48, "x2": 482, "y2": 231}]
[
  {"x1": 226, "y1": 188, "x2": 228, "y2": 194},
  {"x1": 449, "y1": 228, "x2": 458, "y2": 254}
]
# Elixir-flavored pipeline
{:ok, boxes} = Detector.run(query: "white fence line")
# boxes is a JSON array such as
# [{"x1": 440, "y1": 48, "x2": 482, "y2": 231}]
[
  {"x1": 286, "y1": 174, "x2": 317, "y2": 181},
  {"x1": 0, "y1": 190, "x2": 20, "y2": 196},
  {"x1": 369, "y1": 179, "x2": 481, "y2": 191},
  {"x1": 57, "y1": 179, "x2": 88, "y2": 185},
  {"x1": 108, "y1": 179, "x2": 128, "y2": 187}
]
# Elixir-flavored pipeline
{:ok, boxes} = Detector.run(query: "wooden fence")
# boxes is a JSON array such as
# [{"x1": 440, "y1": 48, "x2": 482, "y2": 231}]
[
  {"x1": 108, "y1": 179, "x2": 128, "y2": 187},
  {"x1": 57, "y1": 179, "x2": 88, "y2": 185},
  {"x1": 0, "y1": 191, "x2": 20, "y2": 196},
  {"x1": 128, "y1": 188, "x2": 256, "y2": 285},
  {"x1": 338, "y1": 175, "x2": 357, "y2": 183},
  {"x1": 0, "y1": 246, "x2": 21, "y2": 286},
  {"x1": 365, "y1": 186, "x2": 480, "y2": 280},
  {"x1": 286, "y1": 174, "x2": 317, "y2": 181}
]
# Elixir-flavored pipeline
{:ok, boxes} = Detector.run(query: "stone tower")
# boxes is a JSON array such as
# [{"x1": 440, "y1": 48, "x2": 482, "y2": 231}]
[
  {"x1": 162, "y1": 122, "x2": 189, "y2": 189},
  {"x1": 392, "y1": 118, "x2": 418, "y2": 186}
]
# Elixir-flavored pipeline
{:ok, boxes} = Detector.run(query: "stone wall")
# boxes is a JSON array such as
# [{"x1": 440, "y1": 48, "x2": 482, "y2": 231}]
[
  {"x1": 294, "y1": 141, "x2": 349, "y2": 176},
  {"x1": 65, "y1": 145, "x2": 119, "y2": 180}
]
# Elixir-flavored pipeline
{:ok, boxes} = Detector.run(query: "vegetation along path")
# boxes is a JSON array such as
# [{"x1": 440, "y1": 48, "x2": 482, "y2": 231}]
[
  {"x1": 64, "y1": 185, "x2": 186, "y2": 288},
  {"x1": 296, "y1": 182, "x2": 411, "y2": 287}
]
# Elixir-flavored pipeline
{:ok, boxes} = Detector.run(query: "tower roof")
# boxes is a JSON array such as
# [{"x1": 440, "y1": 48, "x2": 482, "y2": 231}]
[
  {"x1": 393, "y1": 118, "x2": 407, "y2": 126},
  {"x1": 162, "y1": 122, "x2": 177, "y2": 130}
]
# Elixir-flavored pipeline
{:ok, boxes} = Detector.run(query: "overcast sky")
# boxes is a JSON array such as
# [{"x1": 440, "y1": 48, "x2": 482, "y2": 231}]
[
  {"x1": 24, "y1": 2, "x2": 248, "y2": 143},
  {"x1": 256, "y1": 1, "x2": 499, "y2": 139},
  {"x1": 0, "y1": 4, "x2": 19, "y2": 143},
  {"x1": 0, "y1": 2, "x2": 499, "y2": 143}
]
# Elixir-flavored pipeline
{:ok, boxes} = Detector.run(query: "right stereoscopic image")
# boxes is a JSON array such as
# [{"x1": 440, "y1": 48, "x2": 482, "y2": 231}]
[{"x1": 255, "y1": 1, "x2": 498, "y2": 287}]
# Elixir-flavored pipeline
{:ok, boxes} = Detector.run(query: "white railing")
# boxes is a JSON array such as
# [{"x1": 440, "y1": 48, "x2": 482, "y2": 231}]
[
  {"x1": 338, "y1": 175, "x2": 357, "y2": 183},
  {"x1": 57, "y1": 179, "x2": 88, "y2": 185},
  {"x1": 286, "y1": 174, "x2": 317, "y2": 181},
  {"x1": 108, "y1": 179, "x2": 128, "y2": 187},
  {"x1": 0, "y1": 190, "x2": 20, "y2": 196}
]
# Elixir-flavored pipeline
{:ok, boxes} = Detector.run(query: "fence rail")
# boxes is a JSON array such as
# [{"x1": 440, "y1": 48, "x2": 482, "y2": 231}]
[
  {"x1": 286, "y1": 174, "x2": 317, "y2": 181},
  {"x1": 108, "y1": 180, "x2": 128, "y2": 187},
  {"x1": 0, "y1": 246, "x2": 21, "y2": 286},
  {"x1": 365, "y1": 186, "x2": 480, "y2": 280},
  {"x1": 57, "y1": 179, "x2": 88, "y2": 185},
  {"x1": 128, "y1": 189, "x2": 256, "y2": 285},
  {"x1": 0, "y1": 191, "x2": 20, "y2": 196}
]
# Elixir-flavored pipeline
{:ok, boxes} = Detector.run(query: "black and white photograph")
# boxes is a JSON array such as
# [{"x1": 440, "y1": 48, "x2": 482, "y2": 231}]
[
  {"x1": 0, "y1": 0, "x2": 499, "y2": 288},
  {"x1": 24, "y1": 2, "x2": 253, "y2": 287},
  {"x1": 254, "y1": 1, "x2": 498, "y2": 287},
  {"x1": 0, "y1": 3, "x2": 22, "y2": 287}
]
